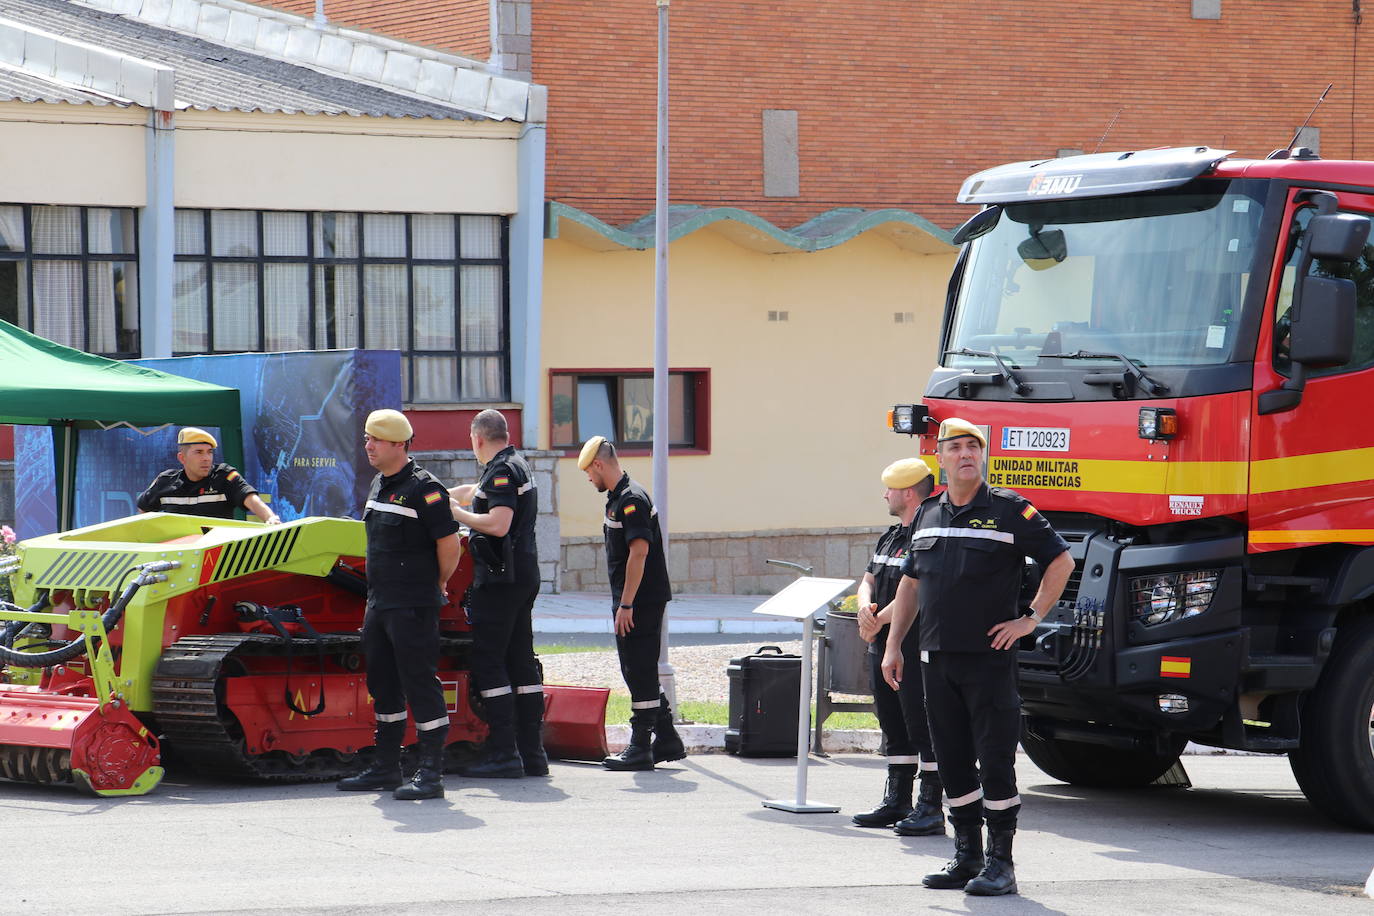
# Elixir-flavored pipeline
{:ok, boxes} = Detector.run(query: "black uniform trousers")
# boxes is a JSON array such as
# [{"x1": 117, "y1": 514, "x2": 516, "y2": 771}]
[
  {"x1": 615, "y1": 600, "x2": 665, "y2": 707},
  {"x1": 468, "y1": 577, "x2": 543, "y2": 698},
  {"x1": 869, "y1": 633, "x2": 936, "y2": 775},
  {"x1": 921, "y1": 650, "x2": 1022, "y2": 828},
  {"x1": 362, "y1": 606, "x2": 449, "y2": 731}
]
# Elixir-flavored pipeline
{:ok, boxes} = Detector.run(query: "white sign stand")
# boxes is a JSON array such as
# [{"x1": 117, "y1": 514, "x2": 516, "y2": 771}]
[{"x1": 754, "y1": 576, "x2": 853, "y2": 814}]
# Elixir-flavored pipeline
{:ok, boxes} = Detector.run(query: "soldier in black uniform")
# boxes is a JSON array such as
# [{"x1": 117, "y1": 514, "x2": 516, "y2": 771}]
[
  {"x1": 881, "y1": 418, "x2": 1073, "y2": 896},
  {"x1": 578, "y1": 436, "x2": 683, "y2": 771},
  {"x1": 137, "y1": 427, "x2": 279, "y2": 523},
  {"x1": 852, "y1": 458, "x2": 942, "y2": 835},
  {"x1": 449, "y1": 409, "x2": 546, "y2": 778},
  {"x1": 338, "y1": 409, "x2": 460, "y2": 800}
]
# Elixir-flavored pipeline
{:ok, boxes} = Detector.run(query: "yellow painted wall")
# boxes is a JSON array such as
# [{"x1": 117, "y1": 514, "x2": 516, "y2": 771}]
[
  {"x1": 543, "y1": 229, "x2": 957, "y2": 538},
  {"x1": 175, "y1": 111, "x2": 519, "y2": 213},
  {"x1": 0, "y1": 103, "x2": 147, "y2": 205}
]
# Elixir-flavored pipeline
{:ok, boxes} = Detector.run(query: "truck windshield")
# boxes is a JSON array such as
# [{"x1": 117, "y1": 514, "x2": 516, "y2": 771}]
[{"x1": 948, "y1": 179, "x2": 1268, "y2": 369}]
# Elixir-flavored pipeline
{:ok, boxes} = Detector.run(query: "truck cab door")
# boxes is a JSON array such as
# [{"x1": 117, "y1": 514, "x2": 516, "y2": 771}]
[{"x1": 1249, "y1": 190, "x2": 1374, "y2": 551}]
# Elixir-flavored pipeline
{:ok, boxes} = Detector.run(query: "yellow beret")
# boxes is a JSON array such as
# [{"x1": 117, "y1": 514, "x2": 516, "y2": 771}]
[
  {"x1": 365, "y1": 409, "x2": 413, "y2": 443},
  {"x1": 577, "y1": 435, "x2": 607, "y2": 471},
  {"x1": 178, "y1": 427, "x2": 217, "y2": 448},
  {"x1": 937, "y1": 417, "x2": 987, "y2": 449},
  {"x1": 881, "y1": 458, "x2": 931, "y2": 490}
]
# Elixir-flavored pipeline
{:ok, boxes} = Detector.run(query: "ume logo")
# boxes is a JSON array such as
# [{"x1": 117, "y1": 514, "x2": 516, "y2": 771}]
[{"x1": 1028, "y1": 173, "x2": 1083, "y2": 196}]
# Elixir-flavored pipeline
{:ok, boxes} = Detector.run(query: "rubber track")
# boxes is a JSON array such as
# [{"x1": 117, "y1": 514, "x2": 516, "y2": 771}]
[{"x1": 151, "y1": 633, "x2": 366, "y2": 782}]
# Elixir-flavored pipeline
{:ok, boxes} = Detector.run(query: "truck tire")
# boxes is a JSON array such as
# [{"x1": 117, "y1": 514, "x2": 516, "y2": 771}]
[
  {"x1": 1289, "y1": 615, "x2": 1374, "y2": 830},
  {"x1": 1021, "y1": 723, "x2": 1186, "y2": 788}
]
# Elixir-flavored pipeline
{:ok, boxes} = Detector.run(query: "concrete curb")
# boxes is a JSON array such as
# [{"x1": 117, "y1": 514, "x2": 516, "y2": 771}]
[
  {"x1": 535, "y1": 618, "x2": 801, "y2": 635},
  {"x1": 606, "y1": 725, "x2": 1271, "y2": 757}
]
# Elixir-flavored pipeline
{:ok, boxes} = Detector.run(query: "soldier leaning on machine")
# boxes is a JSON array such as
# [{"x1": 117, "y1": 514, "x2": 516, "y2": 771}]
[
  {"x1": 137, "y1": 427, "x2": 279, "y2": 523},
  {"x1": 577, "y1": 436, "x2": 684, "y2": 771},
  {"x1": 338, "y1": 409, "x2": 461, "y2": 801},
  {"x1": 852, "y1": 458, "x2": 943, "y2": 836},
  {"x1": 448, "y1": 409, "x2": 548, "y2": 779},
  {"x1": 882, "y1": 418, "x2": 1073, "y2": 897}
]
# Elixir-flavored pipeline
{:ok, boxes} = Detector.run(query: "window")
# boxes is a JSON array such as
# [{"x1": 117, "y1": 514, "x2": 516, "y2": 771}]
[
  {"x1": 0, "y1": 204, "x2": 139, "y2": 357},
  {"x1": 549, "y1": 369, "x2": 710, "y2": 452},
  {"x1": 1273, "y1": 206, "x2": 1374, "y2": 378},
  {"x1": 174, "y1": 209, "x2": 509, "y2": 403}
]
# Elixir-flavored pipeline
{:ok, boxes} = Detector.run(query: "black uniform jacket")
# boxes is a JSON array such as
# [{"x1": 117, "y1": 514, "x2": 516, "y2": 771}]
[
  {"x1": 603, "y1": 473, "x2": 672, "y2": 606},
  {"x1": 867, "y1": 520, "x2": 914, "y2": 656},
  {"x1": 136, "y1": 464, "x2": 257, "y2": 519},
  {"x1": 471, "y1": 445, "x2": 539, "y2": 584},
  {"x1": 363, "y1": 459, "x2": 459, "y2": 610},
  {"x1": 900, "y1": 483, "x2": 1068, "y2": 653}
]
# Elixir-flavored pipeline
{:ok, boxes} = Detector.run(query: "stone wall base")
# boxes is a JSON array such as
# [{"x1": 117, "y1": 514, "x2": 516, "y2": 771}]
[{"x1": 560, "y1": 525, "x2": 884, "y2": 595}]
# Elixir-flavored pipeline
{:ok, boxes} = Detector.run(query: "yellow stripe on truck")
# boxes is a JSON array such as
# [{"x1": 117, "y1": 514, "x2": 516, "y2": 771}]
[
  {"x1": 986, "y1": 457, "x2": 1247, "y2": 495},
  {"x1": 1250, "y1": 446, "x2": 1374, "y2": 493},
  {"x1": 1249, "y1": 529, "x2": 1374, "y2": 544}
]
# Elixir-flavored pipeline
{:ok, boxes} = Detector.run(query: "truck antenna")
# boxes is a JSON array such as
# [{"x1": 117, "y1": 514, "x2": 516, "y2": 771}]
[
  {"x1": 1286, "y1": 83, "x2": 1333, "y2": 150},
  {"x1": 1092, "y1": 108, "x2": 1123, "y2": 154}
]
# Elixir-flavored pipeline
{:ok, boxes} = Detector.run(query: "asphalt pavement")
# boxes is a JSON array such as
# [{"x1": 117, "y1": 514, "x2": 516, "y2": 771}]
[{"x1": 0, "y1": 753, "x2": 1367, "y2": 915}]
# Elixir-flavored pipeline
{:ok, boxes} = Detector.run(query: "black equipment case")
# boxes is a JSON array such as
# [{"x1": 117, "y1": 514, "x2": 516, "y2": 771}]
[{"x1": 725, "y1": 645, "x2": 801, "y2": 757}]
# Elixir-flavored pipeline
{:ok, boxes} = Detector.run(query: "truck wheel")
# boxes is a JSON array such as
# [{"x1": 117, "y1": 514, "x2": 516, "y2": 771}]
[
  {"x1": 1021, "y1": 724, "x2": 1186, "y2": 787},
  {"x1": 1289, "y1": 615, "x2": 1374, "y2": 830}
]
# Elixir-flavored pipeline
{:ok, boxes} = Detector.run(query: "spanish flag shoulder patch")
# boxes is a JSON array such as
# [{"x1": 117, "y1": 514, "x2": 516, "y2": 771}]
[
  {"x1": 623, "y1": 503, "x2": 638, "y2": 515},
  {"x1": 424, "y1": 491, "x2": 443, "y2": 505},
  {"x1": 1021, "y1": 504, "x2": 1037, "y2": 520},
  {"x1": 492, "y1": 475, "x2": 510, "y2": 487},
  {"x1": 227, "y1": 471, "x2": 241, "y2": 481}
]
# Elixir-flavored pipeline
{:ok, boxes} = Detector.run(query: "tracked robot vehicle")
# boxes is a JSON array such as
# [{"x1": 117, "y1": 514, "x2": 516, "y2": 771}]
[{"x1": 0, "y1": 513, "x2": 607, "y2": 796}]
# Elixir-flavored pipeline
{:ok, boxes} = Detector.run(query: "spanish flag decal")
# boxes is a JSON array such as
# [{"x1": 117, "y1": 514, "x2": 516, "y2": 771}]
[
  {"x1": 227, "y1": 471, "x2": 241, "y2": 481},
  {"x1": 424, "y1": 491, "x2": 443, "y2": 504},
  {"x1": 623, "y1": 503, "x2": 637, "y2": 515},
  {"x1": 1021, "y1": 504, "x2": 1037, "y2": 520},
  {"x1": 1160, "y1": 656, "x2": 1192, "y2": 679},
  {"x1": 493, "y1": 476, "x2": 510, "y2": 487}
]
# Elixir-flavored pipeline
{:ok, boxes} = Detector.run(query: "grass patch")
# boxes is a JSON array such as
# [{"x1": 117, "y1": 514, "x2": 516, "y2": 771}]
[
  {"x1": 535, "y1": 643, "x2": 608, "y2": 655},
  {"x1": 603, "y1": 693, "x2": 878, "y2": 729}
]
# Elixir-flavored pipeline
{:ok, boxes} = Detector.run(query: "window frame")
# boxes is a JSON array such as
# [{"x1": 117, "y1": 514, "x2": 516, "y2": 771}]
[
  {"x1": 0, "y1": 203, "x2": 140, "y2": 359},
  {"x1": 548, "y1": 367, "x2": 711, "y2": 456},
  {"x1": 173, "y1": 208, "x2": 510, "y2": 404}
]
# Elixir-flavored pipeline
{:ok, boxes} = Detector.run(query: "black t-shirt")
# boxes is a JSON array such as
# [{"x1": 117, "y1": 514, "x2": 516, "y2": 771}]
[
  {"x1": 603, "y1": 473, "x2": 672, "y2": 606},
  {"x1": 363, "y1": 459, "x2": 459, "y2": 610},
  {"x1": 471, "y1": 445, "x2": 539, "y2": 585},
  {"x1": 136, "y1": 464, "x2": 258, "y2": 519},
  {"x1": 900, "y1": 484, "x2": 1069, "y2": 653},
  {"x1": 866, "y1": 520, "x2": 915, "y2": 656}
]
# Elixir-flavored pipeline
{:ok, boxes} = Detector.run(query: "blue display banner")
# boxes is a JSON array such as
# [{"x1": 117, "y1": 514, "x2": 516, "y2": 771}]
[{"x1": 15, "y1": 350, "x2": 402, "y2": 537}]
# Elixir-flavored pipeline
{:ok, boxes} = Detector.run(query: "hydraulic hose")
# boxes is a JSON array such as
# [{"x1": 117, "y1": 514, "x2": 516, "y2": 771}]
[{"x1": 0, "y1": 562, "x2": 178, "y2": 669}]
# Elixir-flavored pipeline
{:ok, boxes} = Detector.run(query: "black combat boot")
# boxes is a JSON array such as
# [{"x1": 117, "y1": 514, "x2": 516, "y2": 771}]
[
  {"x1": 515, "y1": 689, "x2": 550, "y2": 777},
  {"x1": 651, "y1": 692, "x2": 686, "y2": 764},
  {"x1": 394, "y1": 728, "x2": 447, "y2": 800},
  {"x1": 893, "y1": 772, "x2": 946, "y2": 836},
  {"x1": 852, "y1": 765, "x2": 915, "y2": 827},
  {"x1": 922, "y1": 815, "x2": 985, "y2": 889},
  {"x1": 338, "y1": 721, "x2": 405, "y2": 791},
  {"x1": 964, "y1": 826, "x2": 1018, "y2": 896},
  {"x1": 461, "y1": 693, "x2": 525, "y2": 778},
  {"x1": 603, "y1": 710, "x2": 655, "y2": 771}
]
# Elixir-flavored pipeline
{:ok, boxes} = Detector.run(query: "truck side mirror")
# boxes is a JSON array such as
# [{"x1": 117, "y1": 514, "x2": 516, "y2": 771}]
[
  {"x1": 1307, "y1": 212, "x2": 1371, "y2": 261},
  {"x1": 1289, "y1": 275, "x2": 1356, "y2": 367}
]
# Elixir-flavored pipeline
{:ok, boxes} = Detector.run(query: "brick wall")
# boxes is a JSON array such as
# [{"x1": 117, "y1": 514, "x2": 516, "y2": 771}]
[
  {"x1": 531, "y1": 0, "x2": 1372, "y2": 230},
  {"x1": 267, "y1": 0, "x2": 492, "y2": 58},
  {"x1": 561, "y1": 525, "x2": 885, "y2": 596}
]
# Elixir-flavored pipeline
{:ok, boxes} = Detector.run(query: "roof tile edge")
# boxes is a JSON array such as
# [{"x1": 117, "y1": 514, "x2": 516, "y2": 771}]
[{"x1": 73, "y1": 0, "x2": 540, "y2": 122}]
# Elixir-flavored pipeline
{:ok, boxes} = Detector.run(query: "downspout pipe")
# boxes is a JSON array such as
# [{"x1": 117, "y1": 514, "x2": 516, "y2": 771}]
[{"x1": 138, "y1": 67, "x2": 176, "y2": 359}]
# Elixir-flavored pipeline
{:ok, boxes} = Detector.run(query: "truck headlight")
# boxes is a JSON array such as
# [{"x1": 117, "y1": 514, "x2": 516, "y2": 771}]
[{"x1": 1130, "y1": 569, "x2": 1220, "y2": 625}]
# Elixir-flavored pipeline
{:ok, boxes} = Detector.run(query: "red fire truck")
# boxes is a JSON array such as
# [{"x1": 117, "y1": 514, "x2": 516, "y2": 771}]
[{"x1": 892, "y1": 145, "x2": 1374, "y2": 829}]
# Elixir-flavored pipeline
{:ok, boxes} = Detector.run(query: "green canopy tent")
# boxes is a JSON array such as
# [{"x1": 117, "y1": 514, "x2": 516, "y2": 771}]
[{"x1": 0, "y1": 319, "x2": 243, "y2": 531}]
